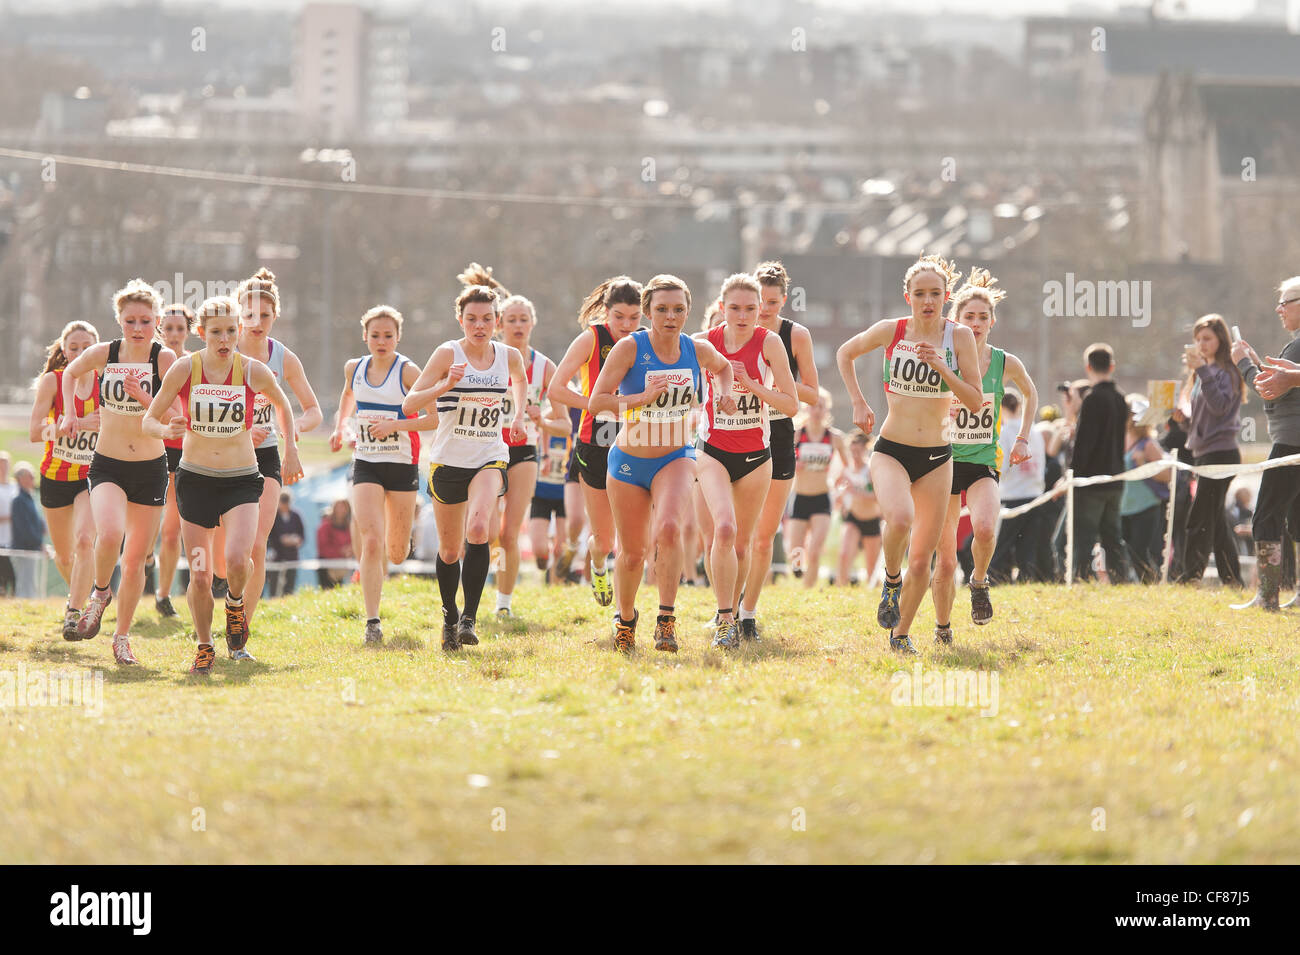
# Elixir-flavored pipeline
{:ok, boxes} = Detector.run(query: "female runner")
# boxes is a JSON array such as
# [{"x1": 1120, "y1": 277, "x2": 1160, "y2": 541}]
[
  {"x1": 835, "y1": 255, "x2": 983, "y2": 653},
  {"x1": 60, "y1": 279, "x2": 179, "y2": 664},
  {"x1": 330, "y1": 305, "x2": 437, "y2": 645},
  {"x1": 144, "y1": 296, "x2": 301, "y2": 673},
  {"x1": 547, "y1": 276, "x2": 644, "y2": 609},
  {"x1": 589, "y1": 274, "x2": 735, "y2": 652},
  {"x1": 786, "y1": 389, "x2": 849, "y2": 588},
  {"x1": 152, "y1": 303, "x2": 195, "y2": 616},
  {"x1": 403, "y1": 282, "x2": 527, "y2": 650},
  {"x1": 29, "y1": 321, "x2": 99, "y2": 639},
  {"x1": 931, "y1": 268, "x2": 1036, "y2": 644},
  {"x1": 694, "y1": 273, "x2": 798, "y2": 649}
]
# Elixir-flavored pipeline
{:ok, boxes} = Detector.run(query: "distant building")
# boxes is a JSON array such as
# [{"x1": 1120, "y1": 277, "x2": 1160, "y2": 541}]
[{"x1": 295, "y1": 2, "x2": 410, "y2": 141}]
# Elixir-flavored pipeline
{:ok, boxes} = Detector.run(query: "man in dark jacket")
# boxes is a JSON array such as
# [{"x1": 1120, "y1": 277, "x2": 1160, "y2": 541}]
[
  {"x1": 11, "y1": 462, "x2": 47, "y2": 598},
  {"x1": 1070, "y1": 343, "x2": 1129, "y2": 582}
]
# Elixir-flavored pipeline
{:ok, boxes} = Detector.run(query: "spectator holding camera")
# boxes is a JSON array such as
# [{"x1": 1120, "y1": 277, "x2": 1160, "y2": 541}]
[{"x1": 1176, "y1": 314, "x2": 1245, "y2": 587}]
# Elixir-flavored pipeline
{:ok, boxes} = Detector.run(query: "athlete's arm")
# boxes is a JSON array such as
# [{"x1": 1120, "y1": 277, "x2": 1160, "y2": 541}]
[
  {"x1": 547, "y1": 331, "x2": 595, "y2": 411},
  {"x1": 836, "y1": 319, "x2": 895, "y2": 435},
  {"x1": 537, "y1": 359, "x2": 571, "y2": 437},
  {"x1": 59, "y1": 343, "x2": 109, "y2": 438},
  {"x1": 695, "y1": 340, "x2": 737, "y2": 416},
  {"x1": 831, "y1": 429, "x2": 851, "y2": 471},
  {"x1": 282, "y1": 349, "x2": 324, "y2": 439},
  {"x1": 928, "y1": 324, "x2": 982, "y2": 413},
  {"x1": 142, "y1": 354, "x2": 191, "y2": 441},
  {"x1": 251, "y1": 358, "x2": 302, "y2": 485},
  {"x1": 505, "y1": 345, "x2": 528, "y2": 443},
  {"x1": 29, "y1": 373, "x2": 57, "y2": 444},
  {"x1": 329, "y1": 358, "x2": 360, "y2": 452},
  {"x1": 403, "y1": 345, "x2": 459, "y2": 416},
  {"x1": 789, "y1": 323, "x2": 821, "y2": 407},
  {"x1": 588, "y1": 337, "x2": 641, "y2": 416},
  {"x1": 1003, "y1": 353, "x2": 1038, "y2": 466},
  {"x1": 742, "y1": 334, "x2": 798, "y2": 419}
]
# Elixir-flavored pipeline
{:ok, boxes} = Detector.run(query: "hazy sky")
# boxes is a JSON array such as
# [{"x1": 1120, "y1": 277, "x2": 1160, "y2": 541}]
[{"x1": 1, "y1": 0, "x2": 1271, "y2": 16}]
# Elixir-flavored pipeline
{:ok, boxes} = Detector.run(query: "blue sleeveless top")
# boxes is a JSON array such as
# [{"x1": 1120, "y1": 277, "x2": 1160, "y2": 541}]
[{"x1": 617, "y1": 329, "x2": 701, "y2": 423}]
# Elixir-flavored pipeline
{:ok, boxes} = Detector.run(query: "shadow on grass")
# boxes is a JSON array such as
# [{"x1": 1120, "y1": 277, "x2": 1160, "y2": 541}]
[
  {"x1": 132, "y1": 617, "x2": 190, "y2": 640},
  {"x1": 929, "y1": 638, "x2": 1039, "y2": 670}
]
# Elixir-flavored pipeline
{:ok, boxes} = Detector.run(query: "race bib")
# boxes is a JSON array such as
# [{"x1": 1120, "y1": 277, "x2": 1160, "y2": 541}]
[
  {"x1": 100, "y1": 363, "x2": 153, "y2": 417},
  {"x1": 712, "y1": 378, "x2": 764, "y2": 431},
  {"x1": 641, "y1": 368, "x2": 696, "y2": 423},
  {"x1": 355, "y1": 409, "x2": 411, "y2": 458},
  {"x1": 451, "y1": 393, "x2": 504, "y2": 442},
  {"x1": 251, "y1": 393, "x2": 276, "y2": 432},
  {"x1": 945, "y1": 394, "x2": 997, "y2": 445},
  {"x1": 887, "y1": 341, "x2": 946, "y2": 397},
  {"x1": 55, "y1": 429, "x2": 97, "y2": 467},
  {"x1": 799, "y1": 442, "x2": 833, "y2": 471},
  {"x1": 539, "y1": 442, "x2": 568, "y2": 485},
  {"x1": 189, "y1": 383, "x2": 248, "y2": 438}
]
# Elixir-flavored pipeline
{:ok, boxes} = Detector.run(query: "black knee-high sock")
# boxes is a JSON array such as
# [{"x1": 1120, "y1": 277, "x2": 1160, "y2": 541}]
[
  {"x1": 436, "y1": 555, "x2": 460, "y2": 626},
  {"x1": 461, "y1": 542, "x2": 491, "y2": 621}
]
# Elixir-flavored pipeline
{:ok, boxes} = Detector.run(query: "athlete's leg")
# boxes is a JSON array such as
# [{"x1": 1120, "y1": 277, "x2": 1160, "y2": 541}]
[
  {"x1": 69, "y1": 490, "x2": 96, "y2": 610},
  {"x1": 351, "y1": 481, "x2": 388, "y2": 621},
  {"x1": 932, "y1": 496, "x2": 963, "y2": 626},
  {"x1": 785, "y1": 517, "x2": 810, "y2": 577},
  {"x1": 157, "y1": 473, "x2": 181, "y2": 599},
  {"x1": 46, "y1": 504, "x2": 75, "y2": 587},
  {"x1": 384, "y1": 490, "x2": 417, "y2": 568},
  {"x1": 607, "y1": 476, "x2": 652, "y2": 622},
  {"x1": 433, "y1": 498, "x2": 469, "y2": 621},
  {"x1": 581, "y1": 476, "x2": 616, "y2": 565},
  {"x1": 862, "y1": 531, "x2": 883, "y2": 586},
  {"x1": 966, "y1": 477, "x2": 1000, "y2": 584},
  {"x1": 114, "y1": 503, "x2": 164, "y2": 638},
  {"x1": 896, "y1": 462, "x2": 953, "y2": 637},
  {"x1": 528, "y1": 515, "x2": 550, "y2": 577},
  {"x1": 182, "y1": 521, "x2": 217, "y2": 643},
  {"x1": 89, "y1": 482, "x2": 128, "y2": 590},
  {"x1": 243, "y1": 475, "x2": 281, "y2": 627},
  {"x1": 803, "y1": 512, "x2": 832, "y2": 589},
  {"x1": 730, "y1": 460, "x2": 772, "y2": 610},
  {"x1": 220, "y1": 501, "x2": 261, "y2": 602},
  {"x1": 694, "y1": 477, "x2": 715, "y2": 585},
  {"x1": 870, "y1": 453, "x2": 916, "y2": 578},
  {"x1": 742, "y1": 475, "x2": 793, "y2": 610},
  {"x1": 698, "y1": 455, "x2": 738, "y2": 621},
  {"x1": 651, "y1": 457, "x2": 697, "y2": 611},
  {"x1": 551, "y1": 515, "x2": 568, "y2": 580},
  {"x1": 837, "y1": 518, "x2": 861, "y2": 585},
  {"x1": 462, "y1": 468, "x2": 504, "y2": 621}
]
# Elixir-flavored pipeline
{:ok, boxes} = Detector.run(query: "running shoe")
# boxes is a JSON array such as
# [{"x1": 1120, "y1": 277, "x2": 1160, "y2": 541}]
[
  {"x1": 229, "y1": 648, "x2": 256, "y2": 662},
  {"x1": 969, "y1": 580, "x2": 993, "y2": 625},
  {"x1": 62, "y1": 607, "x2": 81, "y2": 642},
  {"x1": 76, "y1": 587, "x2": 112, "y2": 639},
  {"x1": 457, "y1": 615, "x2": 479, "y2": 646},
  {"x1": 889, "y1": 631, "x2": 917, "y2": 655},
  {"x1": 211, "y1": 576, "x2": 229, "y2": 600},
  {"x1": 876, "y1": 575, "x2": 902, "y2": 629},
  {"x1": 113, "y1": 636, "x2": 139, "y2": 665},
  {"x1": 557, "y1": 543, "x2": 577, "y2": 579},
  {"x1": 590, "y1": 568, "x2": 613, "y2": 607},
  {"x1": 614, "y1": 611, "x2": 637, "y2": 654},
  {"x1": 189, "y1": 643, "x2": 216, "y2": 675},
  {"x1": 935, "y1": 624, "x2": 953, "y2": 646},
  {"x1": 701, "y1": 612, "x2": 719, "y2": 631},
  {"x1": 653, "y1": 614, "x2": 677, "y2": 653},
  {"x1": 441, "y1": 621, "x2": 460, "y2": 651},
  {"x1": 155, "y1": 594, "x2": 177, "y2": 618},
  {"x1": 497, "y1": 607, "x2": 512, "y2": 620},
  {"x1": 224, "y1": 600, "x2": 249, "y2": 653},
  {"x1": 364, "y1": 620, "x2": 383, "y2": 645},
  {"x1": 711, "y1": 618, "x2": 739, "y2": 650},
  {"x1": 739, "y1": 618, "x2": 761, "y2": 642}
]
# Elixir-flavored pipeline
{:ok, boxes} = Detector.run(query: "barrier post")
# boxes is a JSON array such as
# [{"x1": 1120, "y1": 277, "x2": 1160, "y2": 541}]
[
  {"x1": 1065, "y1": 468, "x2": 1075, "y2": 588},
  {"x1": 1161, "y1": 468, "x2": 1177, "y2": 584}
]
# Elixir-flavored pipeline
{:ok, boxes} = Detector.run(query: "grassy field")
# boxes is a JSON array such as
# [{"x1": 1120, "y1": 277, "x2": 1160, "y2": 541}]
[{"x1": 1, "y1": 576, "x2": 1296, "y2": 864}]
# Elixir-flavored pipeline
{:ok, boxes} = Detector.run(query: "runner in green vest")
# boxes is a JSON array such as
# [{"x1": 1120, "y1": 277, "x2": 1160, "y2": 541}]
[{"x1": 932, "y1": 268, "x2": 1039, "y2": 643}]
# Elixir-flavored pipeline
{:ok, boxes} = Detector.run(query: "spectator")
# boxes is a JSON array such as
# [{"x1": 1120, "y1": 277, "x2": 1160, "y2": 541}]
[
  {"x1": 1119, "y1": 398, "x2": 1171, "y2": 584},
  {"x1": 1233, "y1": 275, "x2": 1300, "y2": 609},
  {"x1": 316, "y1": 499, "x2": 354, "y2": 589},
  {"x1": 267, "y1": 491, "x2": 306, "y2": 597},
  {"x1": 1034, "y1": 404, "x2": 1066, "y2": 581},
  {"x1": 990, "y1": 391, "x2": 1046, "y2": 583},
  {"x1": 1159, "y1": 409, "x2": 1195, "y2": 580},
  {"x1": 1228, "y1": 486, "x2": 1254, "y2": 557},
  {"x1": 1176, "y1": 314, "x2": 1245, "y2": 587},
  {"x1": 10, "y1": 462, "x2": 46, "y2": 598},
  {"x1": 0, "y1": 452, "x2": 15, "y2": 595},
  {"x1": 1069, "y1": 344, "x2": 1129, "y2": 582}
]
